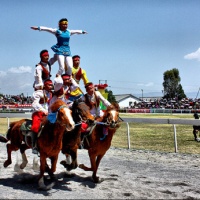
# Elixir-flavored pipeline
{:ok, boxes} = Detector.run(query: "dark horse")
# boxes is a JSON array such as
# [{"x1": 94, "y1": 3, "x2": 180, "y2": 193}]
[
  {"x1": 0, "y1": 99, "x2": 75, "y2": 190},
  {"x1": 62, "y1": 102, "x2": 121, "y2": 183},
  {"x1": 60, "y1": 99, "x2": 95, "y2": 171},
  {"x1": 193, "y1": 113, "x2": 200, "y2": 142}
]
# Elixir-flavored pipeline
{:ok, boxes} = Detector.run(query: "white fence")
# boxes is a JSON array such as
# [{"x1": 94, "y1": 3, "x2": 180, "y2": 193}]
[{"x1": 122, "y1": 118, "x2": 200, "y2": 153}]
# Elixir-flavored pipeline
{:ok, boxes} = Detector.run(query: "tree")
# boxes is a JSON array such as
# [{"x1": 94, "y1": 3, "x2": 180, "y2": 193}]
[
  {"x1": 105, "y1": 89, "x2": 116, "y2": 103},
  {"x1": 162, "y1": 68, "x2": 186, "y2": 100}
]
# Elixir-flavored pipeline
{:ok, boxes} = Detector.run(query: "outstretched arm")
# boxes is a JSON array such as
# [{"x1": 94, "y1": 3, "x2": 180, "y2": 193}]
[{"x1": 31, "y1": 26, "x2": 39, "y2": 30}]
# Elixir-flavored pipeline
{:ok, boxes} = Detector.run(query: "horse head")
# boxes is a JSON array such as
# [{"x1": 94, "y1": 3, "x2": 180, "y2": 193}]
[
  {"x1": 49, "y1": 99, "x2": 75, "y2": 131},
  {"x1": 103, "y1": 102, "x2": 120, "y2": 128},
  {"x1": 72, "y1": 99, "x2": 95, "y2": 125}
]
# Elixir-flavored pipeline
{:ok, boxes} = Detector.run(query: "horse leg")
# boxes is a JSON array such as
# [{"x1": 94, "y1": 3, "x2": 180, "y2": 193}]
[
  {"x1": 38, "y1": 155, "x2": 53, "y2": 190},
  {"x1": 92, "y1": 155, "x2": 104, "y2": 183},
  {"x1": 79, "y1": 151, "x2": 100, "y2": 182},
  {"x1": 49, "y1": 156, "x2": 58, "y2": 180},
  {"x1": 61, "y1": 150, "x2": 78, "y2": 171},
  {"x1": 4, "y1": 143, "x2": 19, "y2": 168},
  {"x1": 19, "y1": 144, "x2": 30, "y2": 169}
]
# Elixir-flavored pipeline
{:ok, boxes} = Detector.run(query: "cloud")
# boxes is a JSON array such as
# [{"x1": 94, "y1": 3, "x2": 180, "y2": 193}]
[
  {"x1": 184, "y1": 48, "x2": 200, "y2": 61},
  {"x1": 8, "y1": 66, "x2": 32, "y2": 73},
  {"x1": 0, "y1": 71, "x2": 7, "y2": 77},
  {"x1": 0, "y1": 66, "x2": 34, "y2": 95}
]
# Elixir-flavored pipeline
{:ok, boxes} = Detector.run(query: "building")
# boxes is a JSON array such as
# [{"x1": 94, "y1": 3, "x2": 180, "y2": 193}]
[{"x1": 114, "y1": 94, "x2": 141, "y2": 108}]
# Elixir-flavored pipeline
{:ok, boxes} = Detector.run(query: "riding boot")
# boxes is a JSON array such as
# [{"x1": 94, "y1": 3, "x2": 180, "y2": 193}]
[{"x1": 32, "y1": 132, "x2": 38, "y2": 154}]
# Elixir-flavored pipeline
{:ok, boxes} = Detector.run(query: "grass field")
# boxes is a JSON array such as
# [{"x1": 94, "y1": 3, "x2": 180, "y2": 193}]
[{"x1": 0, "y1": 113, "x2": 200, "y2": 154}]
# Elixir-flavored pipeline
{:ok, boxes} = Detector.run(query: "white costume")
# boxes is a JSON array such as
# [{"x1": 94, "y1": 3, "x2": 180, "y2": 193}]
[
  {"x1": 81, "y1": 91, "x2": 111, "y2": 117},
  {"x1": 33, "y1": 56, "x2": 57, "y2": 89},
  {"x1": 48, "y1": 76, "x2": 78, "y2": 112}
]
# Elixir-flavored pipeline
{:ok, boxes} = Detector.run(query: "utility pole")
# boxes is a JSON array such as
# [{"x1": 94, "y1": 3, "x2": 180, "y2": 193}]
[{"x1": 141, "y1": 89, "x2": 143, "y2": 101}]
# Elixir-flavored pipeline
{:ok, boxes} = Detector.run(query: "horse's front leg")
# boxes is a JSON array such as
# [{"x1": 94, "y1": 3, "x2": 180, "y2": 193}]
[
  {"x1": 79, "y1": 151, "x2": 100, "y2": 182},
  {"x1": 4, "y1": 143, "x2": 19, "y2": 168},
  {"x1": 49, "y1": 155, "x2": 58, "y2": 181},
  {"x1": 37, "y1": 154, "x2": 55, "y2": 191},
  {"x1": 92, "y1": 155, "x2": 104, "y2": 183}
]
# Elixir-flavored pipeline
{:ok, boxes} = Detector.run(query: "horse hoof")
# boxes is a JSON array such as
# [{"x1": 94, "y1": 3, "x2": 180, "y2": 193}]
[
  {"x1": 4, "y1": 160, "x2": 11, "y2": 168},
  {"x1": 93, "y1": 176, "x2": 100, "y2": 183},
  {"x1": 79, "y1": 164, "x2": 84, "y2": 169},
  {"x1": 60, "y1": 160, "x2": 67, "y2": 168},
  {"x1": 196, "y1": 138, "x2": 200, "y2": 142},
  {"x1": 38, "y1": 182, "x2": 55, "y2": 191}
]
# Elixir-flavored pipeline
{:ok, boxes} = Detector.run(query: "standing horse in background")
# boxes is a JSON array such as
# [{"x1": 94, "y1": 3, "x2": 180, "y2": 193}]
[
  {"x1": 60, "y1": 99, "x2": 95, "y2": 171},
  {"x1": 193, "y1": 113, "x2": 200, "y2": 142},
  {"x1": 0, "y1": 99, "x2": 75, "y2": 190}
]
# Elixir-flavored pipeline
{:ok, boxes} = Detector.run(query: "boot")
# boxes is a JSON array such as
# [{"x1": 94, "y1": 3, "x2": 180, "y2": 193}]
[{"x1": 32, "y1": 132, "x2": 38, "y2": 154}]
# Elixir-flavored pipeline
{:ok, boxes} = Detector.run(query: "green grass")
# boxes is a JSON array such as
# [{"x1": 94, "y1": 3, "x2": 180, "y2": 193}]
[
  {"x1": 0, "y1": 113, "x2": 199, "y2": 154},
  {"x1": 112, "y1": 113, "x2": 200, "y2": 154}
]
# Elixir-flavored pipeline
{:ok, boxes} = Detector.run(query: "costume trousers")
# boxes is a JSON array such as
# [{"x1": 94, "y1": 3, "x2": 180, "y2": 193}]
[{"x1": 57, "y1": 55, "x2": 72, "y2": 76}]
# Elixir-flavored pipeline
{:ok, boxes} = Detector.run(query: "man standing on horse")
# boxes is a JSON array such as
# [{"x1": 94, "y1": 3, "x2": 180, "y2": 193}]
[
  {"x1": 49, "y1": 75, "x2": 78, "y2": 112},
  {"x1": 81, "y1": 82, "x2": 111, "y2": 119},
  {"x1": 33, "y1": 49, "x2": 57, "y2": 90},
  {"x1": 31, "y1": 79, "x2": 54, "y2": 154},
  {"x1": 70, "y1": 55, "x2": 90, "y2": 101}
]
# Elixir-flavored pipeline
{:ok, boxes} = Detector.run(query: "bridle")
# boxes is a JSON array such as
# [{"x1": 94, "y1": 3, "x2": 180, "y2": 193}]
[{"x1": 48, "y1": 105, "x2": 71, "y2": 127}]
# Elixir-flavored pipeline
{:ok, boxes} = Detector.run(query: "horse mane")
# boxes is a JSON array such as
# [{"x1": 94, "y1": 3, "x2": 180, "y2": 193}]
[{"x1": 50, "y1": 99, "x2": 67, "y2": 112}]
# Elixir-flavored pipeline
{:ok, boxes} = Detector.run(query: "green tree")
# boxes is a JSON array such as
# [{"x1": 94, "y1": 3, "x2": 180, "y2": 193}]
[
  {"x1": 162, "y1": 68, "x2": 186, "y2": 100},
  {"x1": 105, "y1": 89, "x2": 116, "y2": 103}
]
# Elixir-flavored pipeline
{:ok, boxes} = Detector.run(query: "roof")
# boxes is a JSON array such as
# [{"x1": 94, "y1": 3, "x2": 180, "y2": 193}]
[{"x1": 114, "y1": 94, "x2": 141, "y2": 102}]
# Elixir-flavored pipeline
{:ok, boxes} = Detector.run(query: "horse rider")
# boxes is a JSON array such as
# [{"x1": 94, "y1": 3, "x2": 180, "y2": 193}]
[
  {"x1": 69, "y1": 55, "x2": 90, "y2": 101},
  {"x1": 48, "y1": 75, "x2": 78, "y2": 112},
  {"x1": 31, "y1": 79, "x2": 54, "y2": 154},
  {"x1": 81, "y1": 82, "x2": 111, "y2": 119},
  {"x1": 33, "y1": 49, "x2": 57, "y2": 90}
]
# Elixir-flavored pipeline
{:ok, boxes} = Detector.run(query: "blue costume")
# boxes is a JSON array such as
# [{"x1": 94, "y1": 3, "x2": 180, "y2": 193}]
[
  {"x1": 51, "y1": 29, "x2": 71, "y2": 56},
  {"x1": 37, "y1": 26, "x2": 85, "y2": 76}
]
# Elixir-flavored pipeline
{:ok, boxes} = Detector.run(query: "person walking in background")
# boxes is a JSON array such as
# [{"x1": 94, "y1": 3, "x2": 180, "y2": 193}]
[
  {"x1": 31, "y1": 18, "x2": 88, "y2": 77},
  {"x1": 70, "y1": 55, "x2": 90, "y2": 101},
  {"x1": 33, "y1": 49, "x2": 57, "y2": 90}
]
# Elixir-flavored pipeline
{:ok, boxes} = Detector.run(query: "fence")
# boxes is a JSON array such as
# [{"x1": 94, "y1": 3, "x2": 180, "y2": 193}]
[
  {"x1": 122, "y1": 117, "x2": 200, "y2": 153},
  {"x1": 2, "y1": 116, "x2": 200, "y2": 153}
]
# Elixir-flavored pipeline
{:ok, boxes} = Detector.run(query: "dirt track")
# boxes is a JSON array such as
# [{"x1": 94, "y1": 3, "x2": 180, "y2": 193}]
[{"x1": 0, "y1": 142, "x2": 200, "y2": 199}]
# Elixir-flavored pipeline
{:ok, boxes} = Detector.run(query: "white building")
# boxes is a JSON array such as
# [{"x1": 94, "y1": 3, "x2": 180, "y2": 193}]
[{"x1": 114, "y1": 94, "x2": 141, "y2": 108}]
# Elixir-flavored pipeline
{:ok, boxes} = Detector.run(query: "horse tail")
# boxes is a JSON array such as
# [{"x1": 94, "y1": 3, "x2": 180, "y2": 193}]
[
  {"x1": 0, "y1": 121, "x2": 16, "y2": 143},
  {"x1": 0, "y1": 134, "x2": 8, "y2": 143},
  {"x1": 6, "y1": 121, "x2": 16, "y2": 141}
]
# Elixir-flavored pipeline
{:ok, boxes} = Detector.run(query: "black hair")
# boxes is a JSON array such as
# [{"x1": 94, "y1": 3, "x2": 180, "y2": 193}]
[
  {"x1": 72, "y1": 55, "x2": 80, "y2": 59},
  {"x1": 59, "y1": 18, "x2": 68, "y2": 23},
  {"x1": 40, "y1": 49, "x2": 48, "y2": 57}
]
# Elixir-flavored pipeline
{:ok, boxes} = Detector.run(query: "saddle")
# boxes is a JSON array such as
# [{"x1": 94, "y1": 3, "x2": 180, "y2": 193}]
[{"x1": 20, "y1": 120, "x2": 43, "y2": 147}]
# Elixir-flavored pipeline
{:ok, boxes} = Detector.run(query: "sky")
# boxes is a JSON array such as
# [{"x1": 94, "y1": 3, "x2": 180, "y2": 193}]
[{"x1": 1, "y1": 0, "x2": 200, "y2": 98}]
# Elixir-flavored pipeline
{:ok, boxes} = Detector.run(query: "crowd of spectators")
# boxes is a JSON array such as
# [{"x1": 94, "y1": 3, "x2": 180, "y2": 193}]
[
  {"x1": 130, "y1": 98, "x2": 200, "y2": 110},
  {"x1": 0, "y1": 94, "x2": 33, "y2": 105},
  {"x1": 1, "y1": 93, "x2": 200, "y2": 111}
]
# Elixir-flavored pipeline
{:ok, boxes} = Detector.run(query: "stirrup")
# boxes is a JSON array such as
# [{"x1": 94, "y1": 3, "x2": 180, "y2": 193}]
[{"x1": 32, "y1": 148, "x2": 38, "y2": 155}]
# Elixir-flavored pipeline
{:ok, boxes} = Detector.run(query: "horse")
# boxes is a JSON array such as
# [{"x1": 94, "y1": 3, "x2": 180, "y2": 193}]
[
  {"x1": 0, "y1": 99, "x2": 75, "y2": 190},
  {"x1": 62, "y1": 102, "x2": 121, "y2": 183},
  {"x1": 193, "y1": 113, "x2": 200, "y2": 142},
  {"x1": 60, "y1": 99, "x2": 95, "y2": 171}
]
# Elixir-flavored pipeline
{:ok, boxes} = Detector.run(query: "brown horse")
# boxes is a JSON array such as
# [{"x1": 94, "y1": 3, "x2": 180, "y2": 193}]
[
  {"x1": 62, "y1": 102, "x2": 121, "y2": 183},
  {"x1": 0, "y1": 99, "x2": 75, "y2": 190},
  {"x1": 60, "y1": 99, "x2": 95, "y2": 171}
]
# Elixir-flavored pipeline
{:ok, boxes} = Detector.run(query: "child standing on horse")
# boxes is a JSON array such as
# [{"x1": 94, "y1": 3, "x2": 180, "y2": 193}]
[{"x1": 31, "y1": 18, "x2": 88, "y2": 77}]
